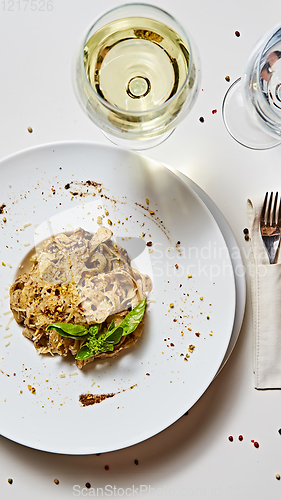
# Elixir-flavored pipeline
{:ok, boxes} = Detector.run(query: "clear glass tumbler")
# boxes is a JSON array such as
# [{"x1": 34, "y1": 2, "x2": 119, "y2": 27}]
[
  {"x1": 223, "y1": 24, "x2": 281, "y2": 150},
  {"x1": 74, "y1": 3, "x2": 201, "y2": 149}
]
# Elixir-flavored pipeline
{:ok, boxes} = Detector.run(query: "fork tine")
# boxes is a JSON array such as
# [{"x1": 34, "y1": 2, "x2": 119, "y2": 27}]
[
  {"x1": 260, "y1": 192, "x2": 281, "y2": 264},
  {"x1": 261, "y1": 192, "x2": 268, "y2": 226},
  {"x1": 266, "y1": 191, "x2": 273, "y2": 226},
  {"x1": 272, "y1": 192, "x2": 278, "y2": 225},
  {"x1": 278, "y1": 196, "x2": 281, "y2": 228}
]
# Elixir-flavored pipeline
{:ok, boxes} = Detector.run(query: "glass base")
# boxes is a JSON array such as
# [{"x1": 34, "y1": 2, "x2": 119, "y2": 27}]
[
  {"x1": 222, "y1": 78, "x2": 281, "y2": 150},
  {"x1": 102, "y1": 129, "x2": 175, "y2": 150}
]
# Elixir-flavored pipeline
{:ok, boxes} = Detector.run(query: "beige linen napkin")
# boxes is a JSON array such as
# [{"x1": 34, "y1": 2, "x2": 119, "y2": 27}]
[{"x1": 248, "y1": 197, "x2": 281, "y2": 389}]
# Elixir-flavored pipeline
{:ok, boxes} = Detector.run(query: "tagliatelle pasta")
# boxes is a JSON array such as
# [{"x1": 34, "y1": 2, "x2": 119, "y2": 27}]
[{"x1": 10, "y1": 227, "x2": 152, "y2": 368}]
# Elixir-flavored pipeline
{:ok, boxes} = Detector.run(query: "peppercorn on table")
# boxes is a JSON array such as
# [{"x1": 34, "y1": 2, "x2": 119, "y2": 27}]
[{"x1": 1, "y1": 1, "x2": 281, "y2": 499}]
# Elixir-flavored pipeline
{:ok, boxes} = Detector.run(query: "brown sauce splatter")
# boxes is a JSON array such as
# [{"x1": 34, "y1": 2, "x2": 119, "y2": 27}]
[
  {"x1": 79, "y1": 392, "x2": 115, "y2": 406},
  {"x1": 79, "y1": 384, "x2": 137, "y2": 406},
  {"x1": 134, "y1": 202, "x2": 171, "y2": 243},
  {"x1": 64, "y1": 180, "x2": 103, "y2": 197}
]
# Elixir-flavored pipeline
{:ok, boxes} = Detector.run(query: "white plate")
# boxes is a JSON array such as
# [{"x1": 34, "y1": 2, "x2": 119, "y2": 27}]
[{"x1": 0, "y1": 142, "x2": 235, "y2": 454}]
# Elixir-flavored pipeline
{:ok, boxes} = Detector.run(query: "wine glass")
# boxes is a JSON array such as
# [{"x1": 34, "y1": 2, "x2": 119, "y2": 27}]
[
  {"x1": 73, "y1": 3, "x2": 201, "y2": 150},
  {"x1": 222, "y1": 24, "x2": 281, "y2": 150}
]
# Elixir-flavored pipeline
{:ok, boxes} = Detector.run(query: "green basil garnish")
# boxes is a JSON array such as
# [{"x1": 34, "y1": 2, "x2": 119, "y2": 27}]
[
  {"x1": 47, "y1": 298, "x2": 147, "y2": 361},
  {"x1": 109, "y1": 298, "x2": 147, "y2": 337},
  {"x1": 46, "y1": 322, "x2": 88, "y2": 339}
]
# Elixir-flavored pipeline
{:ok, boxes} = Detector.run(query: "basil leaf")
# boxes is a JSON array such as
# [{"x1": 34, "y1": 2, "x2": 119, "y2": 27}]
[
  {"x1": 75, "y1": 344, "x2": 94, "y2": 360},
  {"x1": 104, "y1": 326, "x2": 123, "y2": 344},
  {"x1": 120, "y1": 298, "x2": 146, "y2": 335},
  {"x1": 105, "y1": 298, "x2": 146, "y2": 340},
  {"x1": 47, "y1": 322, "x2": 88, "y2": 339}
]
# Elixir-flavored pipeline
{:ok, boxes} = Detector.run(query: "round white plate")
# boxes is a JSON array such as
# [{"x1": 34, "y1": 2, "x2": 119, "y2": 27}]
[{"x1": 0, "y1": 142, "x2": 235, "y2": 454}]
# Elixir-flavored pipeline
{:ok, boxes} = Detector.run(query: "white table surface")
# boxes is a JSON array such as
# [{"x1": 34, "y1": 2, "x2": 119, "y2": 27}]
[{"x1": 1, "y1": 1, "x2": 281, "y2": 499}]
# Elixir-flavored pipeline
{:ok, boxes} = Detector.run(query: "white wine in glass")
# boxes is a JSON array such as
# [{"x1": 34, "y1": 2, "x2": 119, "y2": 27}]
[{"x1": 74, "y1": 3, "x2": 201, "y2": 149}]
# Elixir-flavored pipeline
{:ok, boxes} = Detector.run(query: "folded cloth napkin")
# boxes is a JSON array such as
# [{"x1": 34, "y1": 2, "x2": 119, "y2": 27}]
[{"x1": 248, "y1": 197, "x2": 281, "y2": 389}]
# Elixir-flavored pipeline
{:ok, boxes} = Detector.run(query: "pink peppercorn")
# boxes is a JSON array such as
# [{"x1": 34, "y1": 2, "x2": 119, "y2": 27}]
[
  {"x1": 105, "y1": 465, "x2": 110, "y2": 470},
  {"x1": 254, "y1": 441, "x2": 259, "y2": 448},
  {"x1": 228, "y1": 436, "x2": 233, "y2": 442},
  {"x1": 238, "y1": 435, "x2": 243, "y2": 441}
]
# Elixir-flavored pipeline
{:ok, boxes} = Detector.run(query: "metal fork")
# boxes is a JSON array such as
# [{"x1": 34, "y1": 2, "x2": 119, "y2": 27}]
[{"x1": 260, "y1": 192, "x2": 281, "y2": 264}]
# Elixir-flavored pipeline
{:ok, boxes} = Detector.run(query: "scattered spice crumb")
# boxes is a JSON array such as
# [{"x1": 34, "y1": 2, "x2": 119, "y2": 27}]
[
  {"x1": 169, "y1": 303, "x2": 174, "y2": 308},
  {"x1": 225, "y1": 75, "x2": 230, "y2": 82},
  {"x1": 54, "y1": 479, "x2": 59, "y2": 485},
  {"x1": 8, "y1": 478, "x2": 13, "y2": 484},
  {"x1": 175, "y1": 264, "x2": 179, "y2": 269},
  {"x1": 276, "y1": 474, "x2": 280, "y2": 481},
  {"x1": 27, "y1": 126, "x2": 33, "y2": 133},
  {"x1": 244, "y1": 234, "x2": 250, "y2": 241},
  {"x1": 199, "y1": 116, "x2": 204, "y2": 123},
  {"x1": 134, "y1": 459, "x2": 139, "y2": 465},
  {"x1": 188, "y1": 344, "x2": 195, "y2": 353},
  {"x1": 188, "y1": 274, "x2": 192, "y2": 278},
  {"x1": 278, "y1": 428, "x2": 281, "y2": 435},
  {"x1": 85, "y1": 483, "x2": 91, "y2": 489},
  {"x1": 105, "y1": 465, "x2": 110, "y2": 471},
  {"x1": 146, "y1": 241, "x2": 152, "y2": 247},
  {"x1": 212, "y1": 109, "x2": 217, "y2": 114},
  {"x1": 243, "y1": 228, "x2": 249, "y2": 234}
]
